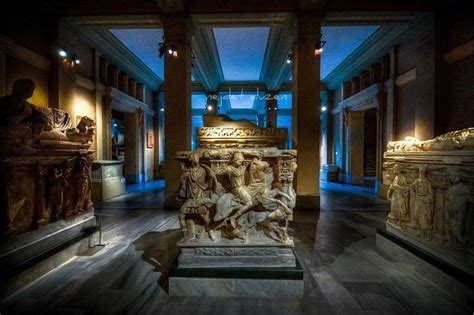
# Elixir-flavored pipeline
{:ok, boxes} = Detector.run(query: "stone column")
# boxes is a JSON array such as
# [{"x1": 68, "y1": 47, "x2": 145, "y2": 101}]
[
  {"x1": 360, "y1": 70, "x2": 370, "y2": 90},
  {"x1": 370, "y1": 63, "x2": 382, "y2": 84},
  {"x1": 102, "y1": 95, "x2": 113, "y2": 160},
  {"x1": 99, "y1": 57, "x2": 108, "y2": 85},
  {"x1": 163, "y1": 16, "x2": 192, "y2": 204},
  {"x1": 153, "y1": 91, "x2": 161, "y2": 179},
  {"x1": 93, "y1": 50, "x2": 105, "y2": 160},
  {"x1": 0, "y1": 44, "x2": 5, "y2": 96},
  {"x1": 136, "y1": 84, "x2": 145, "y2": 102},
  {"x1": 118, "y1": 73, "x2": 129, "y2": 94},
  {"x1": 266, "y1": 91, "x2": 278, "y2": 127},
  {"x1": 292, "y1": 14, "x2": 321, "y2": 210},
  {"x1": 107, "y1": 65, "x2": 119, "y2": 88},
  {"x1": 128, "y1": 78, "x2": 137, "y2": 98},
  {"x1": 124, "y1": 111, "x2": 141, "y2": 183},
  {"x1": 345, "y1": 111, "x2": 365, "y2": 185},
  {"x1": 341, "y1": 81, "x2": 352, "y2": 100},
  {"x1": 351, "y1": 76, "x2": 360, "y2": 95}
]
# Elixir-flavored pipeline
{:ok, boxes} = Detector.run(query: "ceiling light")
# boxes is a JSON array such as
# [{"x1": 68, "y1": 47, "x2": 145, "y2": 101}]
[
  {"x1": 59, "y1": 49, "x2": 67, "y2": 57},
  {"x1": 314, "y1": 39, "x2": 327, "y2": 56},
  {"x1": 321, "y1": 106, "x2": 327, "y2": 112},
  {"x1": 160, "y1": 108, "x2": 164, "y2": 112},
  {"x1": 207, "y1": 105, "x2": 213, "y2": 111},
  {"x1": 73, "y1": 55, "x2": 80, "y2": 64}
]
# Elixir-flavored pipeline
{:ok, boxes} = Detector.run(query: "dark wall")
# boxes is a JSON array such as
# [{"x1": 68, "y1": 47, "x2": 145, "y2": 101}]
[
  {"x1": 436, "y1": 9, "x2": 474, "y2": 134},
  {"x1": 0, "y1": 15, "x2": 58, "y2": 58}
]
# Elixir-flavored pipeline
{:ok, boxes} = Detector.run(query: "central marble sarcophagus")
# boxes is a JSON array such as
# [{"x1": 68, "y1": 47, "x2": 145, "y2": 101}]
[{"x1": 175, "y1": 123, "x2": 297, "y2": 268}]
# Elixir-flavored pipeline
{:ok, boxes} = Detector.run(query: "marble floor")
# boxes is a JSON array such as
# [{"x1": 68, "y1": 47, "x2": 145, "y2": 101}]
[{"x1": 0, "y1": 181, "x2": 470, "y2": 314}]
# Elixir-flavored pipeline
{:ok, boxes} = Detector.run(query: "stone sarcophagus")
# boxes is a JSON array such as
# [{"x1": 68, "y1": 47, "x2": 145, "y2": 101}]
[
  {"x1": 175, "y1": 147, "x2": 297, "y2": 267},
  {"x1": 383, "y1": 128, "x2": 474, "y2": 258},
  {"x1": 0, "y1": 79, "x2": 96, "y2": 238}
]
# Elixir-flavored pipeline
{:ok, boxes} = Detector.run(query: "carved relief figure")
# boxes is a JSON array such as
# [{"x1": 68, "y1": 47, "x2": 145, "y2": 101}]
[
  {"x1": 411, "y1": 167, "x2": 434, "y2": 240},
  {"x1": 49, "y1": 168, "x2": 69, "y2": 221},
  {"x1": 177, "y1": 152, "x2": 218, "y2": 240},
  {"x1": 387, "y1": 165, "x2": 410, "y2": 228},
  {"x1": 75, "y1": 157, "x2": 93, "y2": 214},
  {"x1": 214, "y1": 152, "x2": 255, "y2": 240},
  {"x1": 446, "y1": 170, "x2": 473, "y2": 248}
]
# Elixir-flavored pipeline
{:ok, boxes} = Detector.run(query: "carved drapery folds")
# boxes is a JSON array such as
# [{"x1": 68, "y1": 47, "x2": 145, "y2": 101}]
[
  {"x1": 1, "y1": 156, "x2": 94, "y2": 237},
  {"x1": 383, "y1": 128, "x2": 474, "y2": 255},
  {"x1": 0, "y1": 79, "x2": 95, "y2": 238},
  {"x1": 175, "y1": 148, "x2": 297, "y2": 245}
]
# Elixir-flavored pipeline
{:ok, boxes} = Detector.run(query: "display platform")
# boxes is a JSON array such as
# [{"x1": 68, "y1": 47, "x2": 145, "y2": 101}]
[
  {"x1": 376, "y1": 227, "x2": 474, "y2": 308},
  {"x1": 169, "y1": 250, "x2": 304, "y2": 297},
  {"x1": 0, "y1": 212, "x2": 97, "y2": 299}
]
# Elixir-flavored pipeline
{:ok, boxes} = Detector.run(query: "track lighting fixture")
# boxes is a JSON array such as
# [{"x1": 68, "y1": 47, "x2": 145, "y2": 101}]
[
  {"x1": 58, "y1": 48, "x2": 80, "y2": 66},
  {"x1": 158, "y1": 37, "x2": 178, "y2": 58},
  {"x1": 314, "y1": 38, "x2": 327, "y2": 56}
]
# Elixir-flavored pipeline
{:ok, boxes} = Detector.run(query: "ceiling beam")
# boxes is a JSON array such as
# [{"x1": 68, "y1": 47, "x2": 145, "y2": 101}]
[
  {"x1": 156, "y1": 0, "x2": 185, "y2": 13},
  {"x1": 62, "y1": 15, "x2": 162, "y2": 29},
  {"x1": 191, "y1": 13, "x2": 292, "y2": 28},
  {"x1": 63, "y1": 21, "x2": 162, "y2": 89},
  {"x1": 324, "y1": 24, "x2": 411, "y2": 90},
  {"x1": 191, "y1": 26, "x2": 225, "y2": 91},
  {"x1": 323, "y1": 11, "x2": 417, "y2": 25},
  {"x1": 259, "y1": 23, "x2": 294, "y2": 91}
]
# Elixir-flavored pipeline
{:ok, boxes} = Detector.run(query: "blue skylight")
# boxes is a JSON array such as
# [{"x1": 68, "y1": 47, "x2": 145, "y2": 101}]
[
  {"x1": 110, "y1": 28, "x2": 164, "y2": 79},
  {"x1": 320, "y1": 26, "x2": 379, "y2": 79},
  {"x1": 191, "y1": 93, "x2": 208, "y2": 109},
  {"x1": 213, "y1": 27, "x2": 270, "y2": 81},
  {"x1": 276, "y1": 92, "x2": 292, "y2": 109},
  {"x1": 220, "y1": 92, "x2": 261, "y2": 109}
]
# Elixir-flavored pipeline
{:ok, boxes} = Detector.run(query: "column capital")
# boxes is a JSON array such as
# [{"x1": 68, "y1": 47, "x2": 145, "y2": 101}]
[{"x1": 294, "y1": 13, "x2": 322, "y2": 38}]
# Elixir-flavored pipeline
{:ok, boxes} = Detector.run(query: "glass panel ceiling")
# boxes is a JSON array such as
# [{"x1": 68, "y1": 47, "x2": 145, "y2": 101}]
[
  {"x1": 320, "y1": 26, "x2": 379, "y2": 79},
  {"x1": 191, "y1": 93, "x2": 207, "y2": 109},
  {"x1": 219, "y1": 92, "x2": 263, "y2": 109},
  {"x1": 277, "y1": 92, "x2": 292, "y2": 109},
  {"x1": 213, "y1": 27, "x2": 270, "y2": 81},
  {"x1": 110, "y1": 28, "x2": 164, "y2": 79}
]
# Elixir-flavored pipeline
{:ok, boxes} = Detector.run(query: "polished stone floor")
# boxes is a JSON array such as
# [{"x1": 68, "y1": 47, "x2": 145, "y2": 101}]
[{"x1": 0, "y1": 181, "x2": 470, "y2": 314}]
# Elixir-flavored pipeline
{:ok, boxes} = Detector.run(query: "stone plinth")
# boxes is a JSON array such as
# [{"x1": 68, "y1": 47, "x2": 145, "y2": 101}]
[
  {"x1": 91, "y1": 160, "x2": 126, "y2": 201},
  {"x1": 169, "y1": 252, "x2": 304, "y2": 297},
  {"x1": 376, "y1": 227, "x2": 474, "y2": 308},
  {"x1": 178, "y1": 245, "x2": 295, "y2": 268},
  {"x1": 0, "y1": 212, "x2": 97, "y2": 299},
  {"x1": 381, "y1": 128, "x2": 474, "y2": 302}
]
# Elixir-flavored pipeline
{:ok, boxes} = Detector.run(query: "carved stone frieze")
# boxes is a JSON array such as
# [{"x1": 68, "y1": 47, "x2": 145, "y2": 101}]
[
  {"x1": 384, "y1": 128, "x2": 474, "y2": 257},
  {"x1": 197, "y1": 127, "x2": 288, "y2": 149},
  {"x1": 175, "y1": 147, "x2": 297, "y2": 247}
]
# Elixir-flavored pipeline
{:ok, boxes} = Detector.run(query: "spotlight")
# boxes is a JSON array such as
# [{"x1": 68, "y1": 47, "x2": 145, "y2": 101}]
[
  {"x1": 321, "y1": 106, "x2": 327, "y2": 112},
  {"x1": 160, "y1": 108, "x2": 164, "y2": 112},
  {"x1": 59, "y1": 49, "x2": 67, "y2": 57},
  {"x1": 73, "y1": 55, "x2": 80, "y2": 64},
  {"x1": 207, "y1": 105, "x2": 213, "y2": 111},
  {"x1": 286, "y1": 52, "x2": 293, "y2": 64},
  {"x1": 314, "y1": 39, "x2": 327, "y2": 56},
  {"x1": 113, "y1": 123, "x2": 118, "y2": 127}
]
